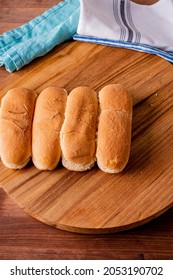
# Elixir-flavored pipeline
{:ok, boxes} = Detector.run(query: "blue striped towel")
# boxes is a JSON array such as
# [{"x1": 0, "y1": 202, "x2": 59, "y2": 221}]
[{"x1": 74, "y1": 0, "x2": 173, "y2": 64}]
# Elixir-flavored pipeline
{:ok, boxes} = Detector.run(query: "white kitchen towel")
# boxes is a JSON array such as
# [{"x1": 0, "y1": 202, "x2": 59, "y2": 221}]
[{"x1": 74, "y1": 0, "x2": 173, "y2": 63}]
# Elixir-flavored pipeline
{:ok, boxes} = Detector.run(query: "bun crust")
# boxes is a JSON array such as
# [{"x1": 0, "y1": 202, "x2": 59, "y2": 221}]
[
  {"x1": 96, "y1": 84, "x2": 132, "y2": 173},
  {"x1": 0, "y1": 84, "x2": 132, "y2": 173},
  {"x1": 32, "y1": 87, "x2": 67, "y2": 170},
  {"x1": 60, "y1": 86, "x2": 98, "y2": 171},
  {"x1": 0, "y1": 87, "x2": 37, "y2": 169}
]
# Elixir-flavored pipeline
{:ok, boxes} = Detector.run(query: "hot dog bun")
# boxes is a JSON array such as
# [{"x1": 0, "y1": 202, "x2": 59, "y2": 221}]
[
  {"x1": 32, "y1": 87, "x2": 67, "y2": 170},
  {"x1": 60, "y1": 86, "x2": 98, "y2": 171},
  {"x1": 96, "y1": 84, "x2": 132, "y2": 173},
  {"x1": 0, "y1": 87, "x2": 37, "y2": 169}
]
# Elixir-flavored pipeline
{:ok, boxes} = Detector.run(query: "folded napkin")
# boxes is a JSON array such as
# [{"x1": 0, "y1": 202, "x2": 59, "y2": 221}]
[
  {"x1": 0, "y1": 0, "x2": 80, "y2": 72},
  {"x1": 74, "y1": 0, "x2": 173, "y2": 63}
]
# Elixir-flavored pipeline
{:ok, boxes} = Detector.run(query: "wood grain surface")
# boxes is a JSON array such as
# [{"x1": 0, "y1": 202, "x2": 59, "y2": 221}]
[
  {"x1": 0, "y1": 40, "x2": 173, "y2": 234},
  {"x1": 0, "y1": 0, "x2": 173, "y2": 259}
]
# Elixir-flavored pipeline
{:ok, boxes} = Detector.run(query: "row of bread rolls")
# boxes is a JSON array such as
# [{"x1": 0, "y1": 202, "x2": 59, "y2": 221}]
[{"x1": 0, "y1": 84, "x2": 132, "y2": 173}]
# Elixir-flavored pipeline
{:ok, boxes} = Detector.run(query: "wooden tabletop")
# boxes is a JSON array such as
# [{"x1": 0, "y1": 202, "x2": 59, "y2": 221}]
[{"x1": 0, "y1": 0, "x2": 173, "y2": 260}]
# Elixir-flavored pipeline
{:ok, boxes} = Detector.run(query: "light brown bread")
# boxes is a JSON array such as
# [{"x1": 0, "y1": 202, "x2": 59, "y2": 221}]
[
  {"x1": 96, "y1": 84, "x2": 133, "y2": 173},
  {"x1": 32, "y1": 87, "x2": 67, "y2": 170},
  {"x1": 60, "y1": 86, "x2": 98, "y2": 171},
  {"x1": 0, "y1": 87, "x2": 37, "y2": 169}
]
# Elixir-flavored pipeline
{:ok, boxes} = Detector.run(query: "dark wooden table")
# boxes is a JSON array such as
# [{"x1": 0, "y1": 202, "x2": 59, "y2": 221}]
[{"x1": 0, "y1": 0, "x2": 173, "y2": 260}]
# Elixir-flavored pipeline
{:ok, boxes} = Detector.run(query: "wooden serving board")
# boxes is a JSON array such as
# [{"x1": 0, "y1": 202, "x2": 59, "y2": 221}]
[{"x1": 0, "y1": 41, "x2": 173, "y2": 234}]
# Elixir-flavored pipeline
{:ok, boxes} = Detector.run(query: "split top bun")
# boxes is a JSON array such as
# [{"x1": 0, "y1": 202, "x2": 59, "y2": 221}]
[
  {"x1": 0, "y1": 87, "x2": 37, "y2": 169},
  {"x1": 96, "y1": 84, "x2": 133, "y2": 173},
  {"x1": 32, "y1": 87, "x2": 67, "y2": 170},
  {"x1": 60, "y1": 86, "x2": 98, "y2": 171}
]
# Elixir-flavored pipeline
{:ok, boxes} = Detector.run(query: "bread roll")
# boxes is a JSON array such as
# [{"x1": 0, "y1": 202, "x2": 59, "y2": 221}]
[
  {"x1": 96, "y1": 84, "x2": 132, "y2": 173},
  {"x1": 60, "y1": 86, "x2": 98, "y2": 171},
  {"x1": 32, "y1": 87, "x2": 67, "y2": 170},
  {"x1": 0, "y1": 87, "x2": 37, "y2": 169}
]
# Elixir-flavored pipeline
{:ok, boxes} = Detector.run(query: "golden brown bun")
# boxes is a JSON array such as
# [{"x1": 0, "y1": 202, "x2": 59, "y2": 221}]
[
  {"x1": 96, "y1": 84, "x2": 132, "y2": 173},
  {"x1": 0, "y1": 87, "x2": 37, "y2": 169},
  {"x1": 99, "y1": 84, "x2": 132, "y2": 114},
  {"x1": 32, "y1": 87, "x2": 67, "y2": 170},
  {"x1": 60, "y1": 86, "x2": 98, "y2": 171}
]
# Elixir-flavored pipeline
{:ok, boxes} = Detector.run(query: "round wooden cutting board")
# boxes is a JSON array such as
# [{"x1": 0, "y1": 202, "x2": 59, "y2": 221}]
[{"x1": 0, "y1": 41, "x2": 173, "y2": 234}]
